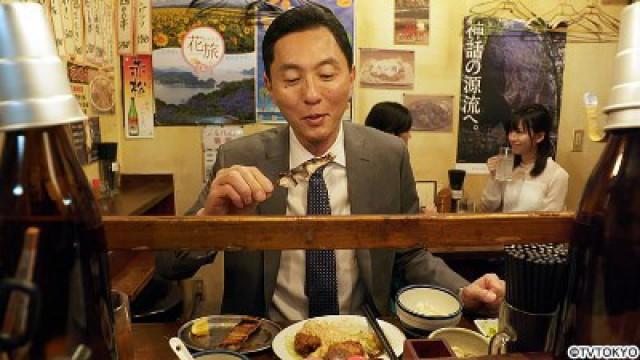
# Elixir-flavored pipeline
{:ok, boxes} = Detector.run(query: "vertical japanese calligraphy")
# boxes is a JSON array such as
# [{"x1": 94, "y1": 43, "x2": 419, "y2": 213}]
[
  {"x1": 135, "y1": 0, "x2": 153, "y2": 54},
  {"x1": 49, "y1": 0, "x2": 66, "y2": 57},
  {"x1": 122, "y1": 55, "x2": 154, "y2": 137},
  {"x1": 70, "y1": 0, "x2": 84, "y2": 61},
  {"x1": 456, "y1": 17, "x2": 566, "y2": 173},
  {"x1": 117, "y1": 0, "x2": 135, "y2": 55}
]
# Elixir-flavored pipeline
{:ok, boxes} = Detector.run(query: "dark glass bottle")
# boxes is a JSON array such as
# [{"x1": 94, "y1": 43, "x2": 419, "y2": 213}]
[
  {"x1": 554, "y1": 129, "x2": 640, "y2": 354},
  {"x1": 0, "y1": 126, "x2": 116, "y2": 359}
]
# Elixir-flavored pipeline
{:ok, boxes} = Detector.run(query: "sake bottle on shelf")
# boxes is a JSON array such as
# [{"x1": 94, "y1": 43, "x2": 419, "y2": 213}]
[{"x1": 554, "y1": 2, "x2": 640, "y2": 355}]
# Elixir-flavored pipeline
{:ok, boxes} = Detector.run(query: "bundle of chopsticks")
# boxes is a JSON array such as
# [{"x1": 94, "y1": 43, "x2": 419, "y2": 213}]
[{"x1": 504, "y1": 243, "x2": 568, "y2": 313}]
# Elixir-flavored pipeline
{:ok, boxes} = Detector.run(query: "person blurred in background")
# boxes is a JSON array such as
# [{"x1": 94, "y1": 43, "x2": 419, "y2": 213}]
[
  {"x1": 481, "y1": 104, "x2": 569, "y2": 212},
  {"x1": 365, "y1": 101, "x2": 413, "y2": 144}
]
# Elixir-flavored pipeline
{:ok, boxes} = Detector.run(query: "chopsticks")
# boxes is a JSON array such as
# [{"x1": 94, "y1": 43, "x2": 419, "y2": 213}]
[{"x1": 362, "y1": 302, "x2": 398, "y2": 360}]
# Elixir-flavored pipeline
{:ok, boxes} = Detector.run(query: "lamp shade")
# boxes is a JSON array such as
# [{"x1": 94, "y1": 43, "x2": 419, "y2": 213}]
[
  {"x1": 0, "y1": 2, "x2": 86, "y2": 132},
  {"x1": 603, "y1": 2, "x2": 640, "y2": 129}
]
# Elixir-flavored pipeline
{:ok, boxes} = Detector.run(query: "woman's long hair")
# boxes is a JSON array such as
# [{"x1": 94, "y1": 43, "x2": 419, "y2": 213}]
[{"x1": 509, "y1": 104, "x2": 553, "y2": 177}]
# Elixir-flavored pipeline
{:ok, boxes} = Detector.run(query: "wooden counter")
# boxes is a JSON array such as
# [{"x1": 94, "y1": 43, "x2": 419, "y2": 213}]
[{"x1": 101, "y1": 174, "x2": 174, "y2": 301}]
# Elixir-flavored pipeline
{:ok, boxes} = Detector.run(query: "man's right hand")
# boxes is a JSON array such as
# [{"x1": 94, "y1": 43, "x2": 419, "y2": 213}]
[{"x1": 197, "y1": 165, "x2": 274, "y2": 215}]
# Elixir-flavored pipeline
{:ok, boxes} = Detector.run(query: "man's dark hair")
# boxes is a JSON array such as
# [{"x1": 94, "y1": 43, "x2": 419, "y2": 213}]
[
  {"x1": 365, "y1": 102, "x2": 413, "y2": 136},
  {"x1": 262, "y1": 3, "x2": 353, "y2": 79},
  {"x1": 509, "y1": 104, "x2": 553, "y2": 177}
]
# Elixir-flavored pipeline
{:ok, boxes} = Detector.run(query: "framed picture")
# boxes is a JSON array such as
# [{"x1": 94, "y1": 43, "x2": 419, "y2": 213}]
[
  {"x1": 415, "y1": 180, "x2": 437, "y2": 209},
  {"x1": 359, "y1": 48, "x2": 415, "y2": 89},
  {"x1": 404, "y1": 94, "x2": 453, "y2": 132}
]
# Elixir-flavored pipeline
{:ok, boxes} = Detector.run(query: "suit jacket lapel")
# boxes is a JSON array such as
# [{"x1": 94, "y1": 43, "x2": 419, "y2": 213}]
[{"x1": 344, "y1": 122, "x2": 373, "y2": 215}]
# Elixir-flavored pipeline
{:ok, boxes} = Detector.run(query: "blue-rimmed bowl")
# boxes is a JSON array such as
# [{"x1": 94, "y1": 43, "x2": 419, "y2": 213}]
[
  {"x1": 193, "y1": 350, "x2": 251, "y2": 360},
  {"x1": 395, "y1": 285, "x2": 462, "y2": 332}
]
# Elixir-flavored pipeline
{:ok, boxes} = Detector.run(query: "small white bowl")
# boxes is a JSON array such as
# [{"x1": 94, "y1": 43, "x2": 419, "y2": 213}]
[
  {"x1": 395, "y1": 285, "x2": 462, "y2": 332},
  {"x1": 428, "y1": 327, "x2": 490, "y2": 358}
]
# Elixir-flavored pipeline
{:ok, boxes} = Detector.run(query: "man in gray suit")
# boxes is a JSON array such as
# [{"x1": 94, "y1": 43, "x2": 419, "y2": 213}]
[{"x1": 157, "y1": 3, "x2": 504, "y2": 320}]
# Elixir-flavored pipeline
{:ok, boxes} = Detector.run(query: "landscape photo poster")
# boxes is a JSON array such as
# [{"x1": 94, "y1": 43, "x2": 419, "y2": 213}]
[
  {"x1": 152, "y1": 0, "x2": 256, "y2": 125},
  {"x1": 457, "y1": 17, "x2": 566, "y2": 174},
  {"x1": 394, "y1": 0, "x2": 429, "y2": 45},
  {"x1": 256, "y1": 0, "x2": 355, "y2": 123}
]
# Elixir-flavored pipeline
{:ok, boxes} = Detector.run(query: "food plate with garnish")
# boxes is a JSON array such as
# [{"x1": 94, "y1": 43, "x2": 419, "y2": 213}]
[
  {"x1": 272, "y1": 315, "x2": 405, "y2": 360},
  {"x1": 178, "y1": 315, "x2": 282, "y2": 353}
]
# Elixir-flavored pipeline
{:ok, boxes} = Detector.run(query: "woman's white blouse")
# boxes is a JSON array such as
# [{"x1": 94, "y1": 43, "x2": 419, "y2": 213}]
[{"x1": 481, "y1": 158, "x2": 569, "y2": 212}]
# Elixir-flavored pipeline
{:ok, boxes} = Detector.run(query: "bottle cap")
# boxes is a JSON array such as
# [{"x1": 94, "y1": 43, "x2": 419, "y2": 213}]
[
  {"x1": 603, "y1": 2, "x2": 640, "y2": 129},
  {"x1": 0, "y1": 3, "x2": 86, "y2": 132}
]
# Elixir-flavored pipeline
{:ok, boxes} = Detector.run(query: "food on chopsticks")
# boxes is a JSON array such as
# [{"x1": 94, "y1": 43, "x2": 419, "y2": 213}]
[
  {"x1": 220, "y1": 316, "x2": 262, "y2": 351},
  {"x1": 278, "y1": 153, "x2": 336, "y2": 188},
  {"x1": 191, "y1": 317, "x2": 210, "y2": 337},
  {"x1": 292, "y1": 318, "x2": 382, "y2": 360}
]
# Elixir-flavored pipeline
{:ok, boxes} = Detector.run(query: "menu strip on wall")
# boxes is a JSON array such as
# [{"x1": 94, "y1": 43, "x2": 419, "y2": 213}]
[
  {"x1": 135, "y1": 0, "x2": 152, "y2": 54},
  {"x1": 71, "y1": 0, "x2": 84, "y2": 62},
  {"x1": 117, "y1": 0, "x2": 135, "y2": 55},
  {"x1": 49, "y1": 0, "x2": 66, "y2": 57}
]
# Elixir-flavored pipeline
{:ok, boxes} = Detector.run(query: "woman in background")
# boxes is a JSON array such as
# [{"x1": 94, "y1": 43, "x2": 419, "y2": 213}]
[
  {"x1": 365, "y1": 101, "x2": 412, "y2": 144},
  {"x1": 481, "y1": 104, "x2": 569, "y2": 212}
]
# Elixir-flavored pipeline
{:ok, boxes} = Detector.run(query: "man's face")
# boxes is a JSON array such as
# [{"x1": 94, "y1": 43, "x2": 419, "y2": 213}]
[{"x1": 265, "y1": 27, "x2": 354, "y2": 156}]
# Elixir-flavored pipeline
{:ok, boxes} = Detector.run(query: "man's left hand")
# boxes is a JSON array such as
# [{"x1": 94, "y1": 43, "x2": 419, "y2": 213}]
[{"x1": 460, "y1": 273, "x2": 505, "y2": 315}]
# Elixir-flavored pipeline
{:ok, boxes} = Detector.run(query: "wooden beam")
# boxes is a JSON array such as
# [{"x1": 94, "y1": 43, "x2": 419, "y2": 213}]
[{"x1": 103, "y1": 212, "x2": 574, "y2": 251}]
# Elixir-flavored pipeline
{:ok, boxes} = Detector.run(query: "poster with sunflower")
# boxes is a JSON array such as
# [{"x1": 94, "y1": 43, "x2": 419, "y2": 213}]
[
  {"x1": 256, "y1": 0, "x2": 355, "y2": 123},
  {"x1": 152, "y1": 0, "x2": 256, "y2": 125}
]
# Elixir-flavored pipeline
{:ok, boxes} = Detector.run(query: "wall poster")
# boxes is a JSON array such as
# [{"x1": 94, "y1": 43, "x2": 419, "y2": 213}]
[
  {"x1": 394, "y1": 0, "x2": 429, "y2": 45},
  {"x1": 152, "y1": 0, "x2": 256, "y2": 125},
  {"x1": 457, "y1": 17, "x2": 566, "y2": 174},
  {"x1": 359, "y1": 48, "x2": 414, "y2": 89},
  {"x1": 256, "y1": 0, "x2": 355, "y2": 123},
  {"x1": 123, "y1": 55, "x2": 155, "y2": 138},
  {"x1": 404, "y1": 94, "x2": 453, "y2": 132}
]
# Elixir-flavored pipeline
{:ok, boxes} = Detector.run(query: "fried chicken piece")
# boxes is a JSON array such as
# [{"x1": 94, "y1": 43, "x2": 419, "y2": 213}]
[
  {"x1": 324, "y1": 341, "x2": 365, "y2": 360},
  {"x1": 294, "y1": 332, "x2": 322, "y2": 357}
]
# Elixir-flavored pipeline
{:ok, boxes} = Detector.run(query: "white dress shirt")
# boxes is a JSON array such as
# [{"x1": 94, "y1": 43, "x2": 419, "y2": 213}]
[
  {"x1": 268, "y1": 123, "x2": 365, "y2": 320},
  {"x1": 481, "y1": 158, "x2": 569, "y2": 212}
]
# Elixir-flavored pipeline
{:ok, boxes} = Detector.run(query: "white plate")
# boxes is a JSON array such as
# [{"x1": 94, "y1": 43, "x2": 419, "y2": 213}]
[{"x1": 272, "y1": 315, "x2": 405, "y2": 360}]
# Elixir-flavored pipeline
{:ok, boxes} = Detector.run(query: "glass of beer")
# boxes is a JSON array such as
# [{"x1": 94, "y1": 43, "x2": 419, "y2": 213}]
[{"x1": 495, "y1": 147, "x2": 514, "y2": 182}]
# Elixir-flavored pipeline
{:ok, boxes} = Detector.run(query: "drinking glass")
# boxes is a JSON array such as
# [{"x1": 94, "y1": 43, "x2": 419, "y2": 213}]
[
  {"x1": 456, "y1": 198, "x2": 475, "y2": 213},
  {"x1": 112, "y1": 290, "x2": 134, "y2": 360},
  {"x1": 494, "y1": 147, "x2": 514, "y2": 182},
  {"x1": 489, "y1": 302, "x2": 558, "y2": 354}
]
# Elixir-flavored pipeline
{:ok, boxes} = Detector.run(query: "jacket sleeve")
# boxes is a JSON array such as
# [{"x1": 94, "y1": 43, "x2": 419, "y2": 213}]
[
  {"x1": 394, "y1": 144, "x2": 469, "y2": 292},
  {"x1": 155, "y1": 148, "x2": 226, "y2": 280}
]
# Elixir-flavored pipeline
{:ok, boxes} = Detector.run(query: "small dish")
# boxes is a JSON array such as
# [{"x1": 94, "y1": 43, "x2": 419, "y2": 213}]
[
  {"x1": 395, "y1": 285, "x2": 462, "y2": 332},
  {"x1": 428, "y1": 327, "x2": 489, "y2": 358},
  {"x1": 178, "y1": 315, "x2": 281, "y2": 353}
]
